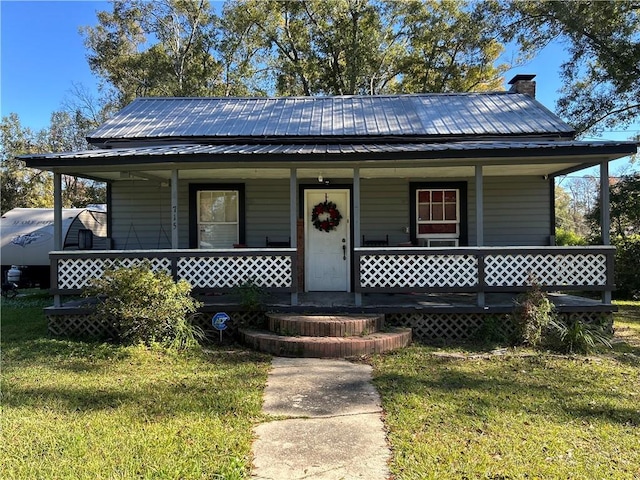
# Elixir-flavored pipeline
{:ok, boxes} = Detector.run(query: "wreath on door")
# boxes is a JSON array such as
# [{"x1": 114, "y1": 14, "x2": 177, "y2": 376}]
[{"x1": 311, "y1": 200, "x2": 343, "y2": 232}]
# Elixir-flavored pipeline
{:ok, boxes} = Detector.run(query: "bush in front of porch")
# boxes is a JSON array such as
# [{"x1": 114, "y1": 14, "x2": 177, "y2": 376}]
[
  {"x1": 509, "y1": 284, "x2": 613, "y2": 354},
  {"x1": 84, "y1": 264, "x2": 204, "y2": 349}
]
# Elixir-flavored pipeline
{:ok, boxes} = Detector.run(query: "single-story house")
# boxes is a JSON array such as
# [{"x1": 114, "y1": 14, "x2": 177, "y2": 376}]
[{"x1": 22, "y1": 74, "x2": 638, "y2": 342}]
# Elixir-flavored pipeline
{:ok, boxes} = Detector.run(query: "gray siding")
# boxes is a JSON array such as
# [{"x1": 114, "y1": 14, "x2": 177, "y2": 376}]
[
  {"x1": 483, "y1": 176, "x2": 551, "y2": 246},
  {"x1": 245, "y1": 179, "x2": 291, "y2": 246},
  {"x1": 109, "y1": 175, "x2": 551, "y2": 250},
  {"x1": 361, "y1": 178, "x2": 411, "y2": 245},
  {"x1": 110, "y1": 181, "x2": 174, "y2": 249}
]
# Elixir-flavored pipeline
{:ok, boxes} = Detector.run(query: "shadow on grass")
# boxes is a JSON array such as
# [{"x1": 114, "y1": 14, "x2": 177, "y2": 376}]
[
  {"x1": 2, "y1": 365, "x2": 267, "y2": 418},
  {"x1": 2, "y1": 293, "x2": 271, "y2": 420},
  {"x1": 374, "y1": 351, "x2": 640, "y2": 427}
]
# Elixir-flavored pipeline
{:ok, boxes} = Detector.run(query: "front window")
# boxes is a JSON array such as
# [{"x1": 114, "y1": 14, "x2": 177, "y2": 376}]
[
  {"x1": 197, "y1": 190, "x2": 239, "y2": 248},
  {"x1": 416, "y1": 188, "x2": 459, "y2": 246}
]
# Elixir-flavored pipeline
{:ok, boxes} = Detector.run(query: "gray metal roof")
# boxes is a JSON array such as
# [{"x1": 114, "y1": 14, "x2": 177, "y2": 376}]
[
  {"x1": 88, "y1": 94, "x2": 574, "y2": 144},
  {"x1": 24, "y1": 140, "x2": 636, "y2": 165}
]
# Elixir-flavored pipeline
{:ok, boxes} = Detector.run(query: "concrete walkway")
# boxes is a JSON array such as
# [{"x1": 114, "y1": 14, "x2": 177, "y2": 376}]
[{"x1": 251, "y1": 357, "x2": 391, "y2": 480}]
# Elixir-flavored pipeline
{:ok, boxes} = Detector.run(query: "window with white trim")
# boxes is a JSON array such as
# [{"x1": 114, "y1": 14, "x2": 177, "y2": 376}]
[
  {"x1": 416, "y1": 188, "x2": 459, "y2": 246},
  {"x1": 197, "y1": 190, "x2": 239, "y2": 248}
]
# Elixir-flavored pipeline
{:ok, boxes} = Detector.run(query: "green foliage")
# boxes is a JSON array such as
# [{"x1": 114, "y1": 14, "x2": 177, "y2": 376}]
[
  {"x1": 1, "y1": 113, "x2": 53, "y2": 214},
  {"x1": 511, "y1": 284, "x2": 614, "y2": 353},
  {"x1": 84, "y1": 264, "x2": 204, "y2": 349},
  {"x1": 554, "y1": 183, "x2": 593, "y2": 239},
  {"x1": 589, "y1": 173, "x2": 640, "y2": 240},
  {"x1": 232, "y1": 279, "x2": 268, "y2": 311},
  {"x1": 84, "y1": 0, "x2": 508, "y2": 102},
  {"x1": 555, "y1": 227, "x2": 587, "y2": 246},
  {"x1": 547, "y1": 316, "x2": 613, "y2": 354},
  {"x1": 82, "y1": 0, "x2": 224, "y2": 107},
  {"x1": 504, "y1": 0, "x2": 640, "y2": 135},
  {"x1": 473, "y1": 315, "x2": 509, "y2": 344},
  {"x1": 511, "y1": 283, "x2": 556, "y2": 347},
  {"x1": 1, "y1": 112, "x2": 106, "y2": 214},
  {"x1": 613, "y1": 234, "x2": 640, "y2": 299}
]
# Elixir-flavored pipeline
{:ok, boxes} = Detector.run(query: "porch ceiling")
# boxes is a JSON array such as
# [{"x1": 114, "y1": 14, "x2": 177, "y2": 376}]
[{"x1": 97, "y1": 162, "x2": 583, "y2": 182}]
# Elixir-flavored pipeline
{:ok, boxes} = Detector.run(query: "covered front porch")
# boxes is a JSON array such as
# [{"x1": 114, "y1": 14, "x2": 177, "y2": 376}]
[
  {"x1": 48, "y1": 244, "x2": 615, "y2": 308},
  {"x1": 46, "y1": 245, "x2": 613, "y2": 343}
]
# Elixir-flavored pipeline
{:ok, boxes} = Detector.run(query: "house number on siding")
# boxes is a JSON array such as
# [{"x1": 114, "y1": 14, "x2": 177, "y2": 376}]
[{"x1": 172, "y1": 205, "x2": 177, "y2": 232}]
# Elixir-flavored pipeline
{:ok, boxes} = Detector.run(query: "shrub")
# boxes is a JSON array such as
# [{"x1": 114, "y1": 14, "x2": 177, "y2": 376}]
[
  {"x1": 546, "y1": 315, "x2": 613, "y2": 354},
  {"x1": 84, "y1": 264, "x2": 204, "y2": 349},
  {"x1": 613, "y1": 235, "x2": 640, "y2": 299},
  {"x1": 555, "y1": 228, "x2": 587, "y2": 246},
  {"x1": 232, "y1": 279, "x2": 269, "y2": 311},
  {"x1": 473, "y1": 315, "x2": 509, "y2": 344},
  {"x1": 511, "y1": 282, "x2": 556, "y2": 347}
]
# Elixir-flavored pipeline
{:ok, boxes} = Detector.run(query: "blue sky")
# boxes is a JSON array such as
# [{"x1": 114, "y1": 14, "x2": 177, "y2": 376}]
[{"x1": 1, "y1": 0, "x2": 637, "y2": 172}]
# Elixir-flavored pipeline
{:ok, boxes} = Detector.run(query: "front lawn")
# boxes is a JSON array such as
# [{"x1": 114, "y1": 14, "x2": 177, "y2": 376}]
[
  {"x1": 372, "y1": 303, "x2": 640, "y2": 479},
  {"x1": 1, "y1": 292, "x2": 271, "y2": 479}
]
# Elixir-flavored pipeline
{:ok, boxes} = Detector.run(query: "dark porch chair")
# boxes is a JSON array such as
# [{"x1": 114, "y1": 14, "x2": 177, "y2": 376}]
[
  {"x1": 266, "y1": 236, "x2": 291, "y2": 247},
  {"x1": 362, "y1": 234, "x2": 389, "y2": 246}
]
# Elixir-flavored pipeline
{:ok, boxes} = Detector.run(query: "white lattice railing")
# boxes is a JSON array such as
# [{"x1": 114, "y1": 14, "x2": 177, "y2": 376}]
[
  {"x1": 50, "y1": 249, "x2": 297, "y2": 294},
  {"x1": 355, "y1": 246, "x2": 615, "y2": 294}
]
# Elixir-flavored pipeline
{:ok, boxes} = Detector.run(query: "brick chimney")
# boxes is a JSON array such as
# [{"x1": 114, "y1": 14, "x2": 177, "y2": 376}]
[{"x1": 508, "y1": 74, "x2": 536, "y2": 98}]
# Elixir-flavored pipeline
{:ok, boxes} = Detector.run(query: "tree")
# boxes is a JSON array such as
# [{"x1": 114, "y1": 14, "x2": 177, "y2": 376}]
[
  {"x1": 589, "y1": 173, "x2": 640, "y2": 239},
  {"x1": 83, "y1": 0, "x2": 511, "y2": 100},
  {"x1": 393, "y1": 0, "x2": 506, "y2": 93},
  {"x1": 82, "y1": 0, "x2": 223, "y2": 109},
  {"x1": 0, "y1": 112, "x2": 106, "y2": 214},
  {"x1": 0, "y1": 114, "x2": 53, "y2": 214},
  {"x1": 555, "y1": 176, "x2": 598, "y2": 238},
  {"x1": 503, "y1": 0, "x2": 640, "y2": 136},
  {"x1": 205, "y1": 0, "x2": 508, "y2": 95}
]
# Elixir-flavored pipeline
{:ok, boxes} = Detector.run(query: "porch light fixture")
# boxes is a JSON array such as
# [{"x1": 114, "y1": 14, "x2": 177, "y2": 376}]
[{"x1": 317, "y1": 173, "x2": 323, "y2": 183}]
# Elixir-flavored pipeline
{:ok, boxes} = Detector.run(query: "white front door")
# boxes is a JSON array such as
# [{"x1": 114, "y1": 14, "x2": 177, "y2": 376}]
[{"x1": 305, "y1": 189, "x2": 350, "y2": 291}]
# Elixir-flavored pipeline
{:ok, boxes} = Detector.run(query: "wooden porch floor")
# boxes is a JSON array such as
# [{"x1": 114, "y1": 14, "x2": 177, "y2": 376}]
[{"x1": 196, "y1": 291, "x2": 612, "y2": 315}]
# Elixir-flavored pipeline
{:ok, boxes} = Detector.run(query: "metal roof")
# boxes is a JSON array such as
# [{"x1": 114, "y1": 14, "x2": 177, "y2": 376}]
[
  {"x1": 23, "y1": 140, "x2": 637, "y2": 166},
  {"x1": 88, "y1": 94, "x2": 574, "y2": 144}
]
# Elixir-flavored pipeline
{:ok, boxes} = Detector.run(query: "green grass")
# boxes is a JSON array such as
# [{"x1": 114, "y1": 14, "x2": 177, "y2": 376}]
[
  {"x1": 612, "y1": 300, "x2": 640, "y2": 351},
  {"x1": 4, "y1": 292, "x2": 640, "y2": 479},
  {"x1": 1, "y1": 291, "x2": 271, "y2": 480},
  {"x1": 371, "y1": 303, "x2": 640, "y2": 480}
]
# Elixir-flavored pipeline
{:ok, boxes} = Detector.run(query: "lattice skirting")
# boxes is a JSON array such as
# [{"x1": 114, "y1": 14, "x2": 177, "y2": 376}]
[
  {"x1": 47, "y1": 310, "x2": 267, "y2": 343},
  {"x1": 557, "y1": 311, "x2": 614, "y2": 333},
  {"x1": 47, "y1": 310, "x2": 612, "y2": 344},
  {"x1": 386, "y1": 311, "x2": 613, "y2": 343},
  {"x1": 47, "y1": 314, "x2": 120, "y2": 339},
  {"x1": 386, "y1": 313, "x2": 510, "y2": 342}
]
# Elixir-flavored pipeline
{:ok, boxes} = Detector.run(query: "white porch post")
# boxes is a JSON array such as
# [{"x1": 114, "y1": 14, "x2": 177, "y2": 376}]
[
  {"x1": 290, "y1": 169, "x2": 298, "y2": 305},
  {"x1": 354, "y1": 168, "x2": 362, "y2": 307},
  {"x1": 600, "y1": 161, "x2": 612, "y2": 304},
  {"x1": 171, "y1": 169, "x2": 179, "y2": 249},
  {"x1": 53, "y1": 172, "x2": 62, "y2": 307},
  {"x1": 475, "y1": 165, "x2": 485, "y2": 307}
]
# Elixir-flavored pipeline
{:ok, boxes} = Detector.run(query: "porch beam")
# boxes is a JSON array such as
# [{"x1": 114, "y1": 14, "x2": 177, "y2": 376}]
[
  {"x1": 475, "y1": 165, "x2": 485, "y2": 308},
  {"x1": 53, "y1": 172, "x2": 63, "y2": 307},
  {"x1": 171, "y1": 169, "x2": 179, "y2": 249},
  {"x1": 354, "y1": 168, "x2": 362, "y2": 307},
  {"x1": 290, "y1": 168, "x2": 298, "y2": 305},
  {"x1": 600, "y1": 161, "x2": 612, "y2": 304}
]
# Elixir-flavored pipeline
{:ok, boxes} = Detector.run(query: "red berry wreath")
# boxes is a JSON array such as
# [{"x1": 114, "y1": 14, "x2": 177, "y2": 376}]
[{"x1": 311, "y1": 200, "x2": 342, "y2": 232}]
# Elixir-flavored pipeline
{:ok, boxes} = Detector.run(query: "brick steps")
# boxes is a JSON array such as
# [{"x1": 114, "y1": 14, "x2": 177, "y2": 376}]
[
  {"x1": 267, "y1": 313, "x2": 384, "y2": 337},
  {"x1": 240, "y1": 313, "x2": 411, "y2": 358}
]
